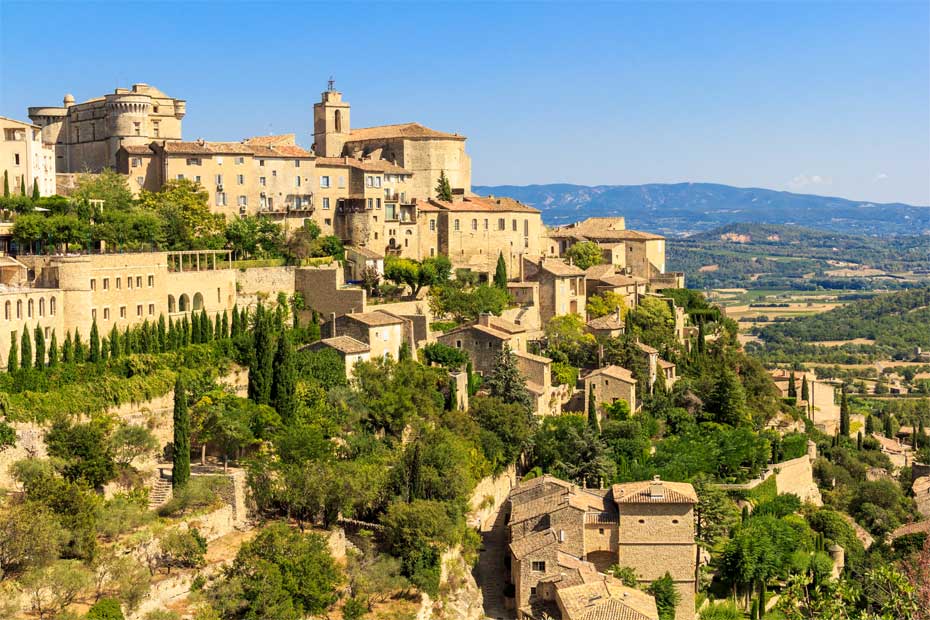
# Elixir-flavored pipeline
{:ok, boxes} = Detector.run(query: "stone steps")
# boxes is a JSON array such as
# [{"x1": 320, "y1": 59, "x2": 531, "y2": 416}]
[{"x1": 148, "y1": 477, "x2": 173, "y2": 510}]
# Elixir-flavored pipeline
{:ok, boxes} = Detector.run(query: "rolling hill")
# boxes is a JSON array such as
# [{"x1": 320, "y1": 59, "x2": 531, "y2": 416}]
[{"x1": 472, "y1": 182, "x2": 930, "y2": 236}]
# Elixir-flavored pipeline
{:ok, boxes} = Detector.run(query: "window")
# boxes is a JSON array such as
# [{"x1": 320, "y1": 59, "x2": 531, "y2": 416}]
[
  {"x1": 376, "y1": 198, "x2": 381, "y2": 209},
  {"x1": 13, "y1": 153, "x2": 20, "y2": 166},
  {"x1": 260, "y1": 176, "x2": 266, "y2": 186},
  {"x1": 366, "y1": 176, "x2": 373, "y2": 187},
  {"x1": 186, "y1": 157, "x2": 201, "y2": 166},
  {"x1": 216, "y1": 192, "x2": 227, "y2": 206},
  {"x1": 512, "y1": 219, "x2": 517, "y2": 231},
  {"x1": 176, "y1": 174, "x2": 185, "y2": 180},
  {"x1": 216, "y1": 156, "x2": 224, "y2": 165},
  {"x1": 238, "y1": 195, "x2": 248, "y2": 207},
  {"x1": 530, "y1": 587, "x2": 537, "y2": 596},
  {"x1": 118, "y1": 277, "x2": 123, "y2": 289},
  {"x1": 375, "y1": 176, "x2": 382, "y2": 188},
  {"x1": 599, "y1": 528, "x2": 605, "y2": 535},
  {"x1": 27, "y1": 299, "x2": 33, "y2": 318},
  {"x1": 236, "y1": 157, "x2": 245, "y2": 165},
  {"x1": 136, "y1": 176, "x2": 144, "y2": 186},
  {"x1": 429, "y1": 219, "x2": 436, "y2": 232},
  {"x1": 531, "y1": 561, "x2": 546, "y2": 572},
  {"x1": 484, "y1": 218, "x2": 489, "y2": 230},
  {"x1": 367, "y1": 198, "x2": 373, "y2": 210},
  {"x1": 90, "y1": 279, "x2": 96, "y2": 291},
  {"x1": 324, "y1": 218, "x2": 331, "y2": 226},
  {"x1": 272, "y1": 170, "x2": 277, "y2": 177},
  {"x1": 338, "y1": 175, "x2": 345, "y2": 188},
  {"x1": 16, "y1": 301, "x2": 21, "y2": 319},
  {"x1": 38, "y1": 298, "x2": 44, "y2": 317},
  {"x1": 294, "y1": 159, "x2": 300, "y2": 167},
  {"x1": 295, "y1": 176, "x2": 301, "y2": 187},
  {"x1": 320, "y1": 176, "x2": 330, "y2": 188},
  {"x1": 149, "y1": 304, "x2": 155, "y2": 315},
  {"x1": 103, "y1": 278, "x2": 109, "y2": 290},
  {"x1": 136, "y1": 276, "x2": 142, "y2": 288},
  {"x1": 3, "y1": 301, "x2": 9, "y2": 320},
  {"x1": 194, "y1": 175, "x2": 201, "y2": 183},
  {"x1": 131, "y1": 157, "x2": 142, "y2": 167},
  {"x1": 430, "y1": 247, "x2": 435, "y2": 256},
  {"x1": 237, "y1": 174, "x2": 245, "y2": 185},
  {"x1": 524, "y1": 220, "x2": 529, "y2": 236},
  {"x1": 152, "y1": 121, "x2": 160, "y2": 138},
  {"x1": 148, "y1": 275, "x2": 154, "y2": 287},
  {"x1": 471, "y1": 219, "x2": 478, "y2": 231},
  {"x1": 137, "y1": 305, "x2": 143, "y2": 317},
  {"x1": 103, "y1": 307, "x2": 110, "y2": 320},
  {"x1": 322, "y1": 197, "x2": 330, "y2": 209},
  {"x1": 120, "y1": 306, "x2": 127, "y2": 319},
  {"x1": 215, "y1": 174, "x2": 223, "y2": 185},
  {"x1": 133, "y1": 122, "x2": 141, "y2": 136},
  {"x1": 498, "y1": 218, "x2": 505, "y2": 230},
  {"x1": 259, "y1": 159, "x2": 265, "y2": 167}
]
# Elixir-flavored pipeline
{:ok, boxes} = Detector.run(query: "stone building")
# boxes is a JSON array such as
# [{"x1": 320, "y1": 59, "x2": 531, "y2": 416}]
[
  {"x1": 332, "y1": 309, "x2": 415, "y2": 360},
  {"x1": 522, "y1": 257, "x2": 586, "y2": 324},
  {"x1": 306, "y1": 335, "x2": 370, "y2": 379},
  {"x1": 506, "y1": 475, "x2": 696, "y2": 620},
  {"x1": 28, "y1": 84, "x2": 185, "y2": 173},
  {"x1": 584, "y1": 365, "x2": 637, "y2": 418},
  {"x1": 437, "y1": 313, "x2": 527, "y2": 375},
  {"x1": 0, "y1": 250, "x2": 236, "y2": 370},
  {"x1": 1, "y1": 116, "x2": 56, "y2": 197},
  {"x1": 313, "y1": 84, "x2": 471, "y2": 199}
]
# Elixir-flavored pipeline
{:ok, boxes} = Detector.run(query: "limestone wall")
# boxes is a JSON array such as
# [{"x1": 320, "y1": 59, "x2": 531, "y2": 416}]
[
  {"x1": 295, "y1": 265, "x2": 366, "y2": 318},
  {"x1": 468, "y1": 464, "x2": 517, "y2": 532},
  {"x1": 774, "y1": 455, "x2": 823, "y2": 506},
  {"x1": 234, "y1": 265, "x2": 296, "y2": 309}
]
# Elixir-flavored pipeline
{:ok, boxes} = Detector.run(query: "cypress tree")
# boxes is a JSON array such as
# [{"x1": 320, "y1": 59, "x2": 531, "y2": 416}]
[
  {"x1": 221, "y1": 310, "x2": 229, "y2": 339},
  {"x1": 47, "y1": 330, "x2": 58, "y2": 367},
  {"x1": 407, "y1": 441, "x2": 423, "y2": 502},
  {"x1": 588, "y1": 384, "x2": 599, "y2": 431},
  {"x1": 33, "y1": 326, "x2": 45, "y2": 370},
  {"x1": 88, "y1": 319, "x2": 100, "y2": 363},
  {"x1": 100, "y1": 337, "x2": 109, "y2": 362},
  {"x1": 398, "y1": 341, "x2": 411, "y2": 361},
  {"x1": 122, "y1": 326, "x2": 132, "y2": 356},
  {"x1": 240, "y1": 306, "x2": 249, "y2": 331},
  {"x1": 191, "y1": 312, "x2": 201, "y2": 344},
  {"x1": 839, "y1": 387, "x2": 850, "y2": 437},
  {"x1": 200, "y1": 310, "x2": 211, "y2": 343},
  {"x1": 865, "y1": 414, "x2": 875, "y2": 435},
  {"x1": 2, "y1": 170, "x2": 9, "y2": 197},
  {"x1": 6, "y1": 339, "x2": 18, "y2": 373},
  {"x1": 448, "y1": 377, "x2": 458, "y2": 411},
  {"x1": 919, "y1": 419, "x2": 926, "y2": 450},
  {"x1": 696, "y1": 321, "x2": 706, "y2": 355},
  {"x1": 20, "y1": 328, "x2": 32, "y2": 369},
  {"x1": 19, "y1": 176, "x2": 25, "y2": 196},
  {"x1": 248, "y1": 305, "x2": 274, "y2": 405},
  {"x1": 801, "y1": 375, "x2": 810, "y2": 402},
  {"x1": 157, "y1": 314, "x2": 167, "y2": 352},
  {"x1": 167, "y1": 317, "x2": 176, "y2": 350},
  {"x1": 624, "y1": 310, "x2": 634, "y2": 335},
  {"x1": 31, "y1": 177, "x2": 39, "y2": 200},
  {"x1": 182, "y1": 316, "x2": 191, "y2": 346},
  {"x1": 62, "y1": 331, "x2": 73, "y2": 363},
  {"x1": 857, "y1": 431, "x2": 863, "y2": 450},
  {"x1": 108, "y1": 325, "x2": 120, "y2": 359},
  {"x1": 493, "y1": 252, "x2": 508, "y2": 289},
  {"x1": 73, "y1": 329, "x2": 85, "y2": 363},
  {"x1": 435, "y1": 169, "x2": 453, "y2": 201},
  {"x1": 140, "y1": 320, "x2": 152, "y2": 353},
  {"x1": 172, "y1": 375, "x2": 191, "y2": 489},
  {"x1": 883, "y1": 414, "x2": 894, "y2": 439},
  {"x1": 231, "y1": 305, "x2": 240, "y2": 337},
  {"x1": 271, "y1": 332, "x2": 297, "y2": 422},
  {"x1": 788, "y1": 372, "x2": 797, "y2": 398},
  {"x1": 214, "y1": 313, "x2": 221, "y2": 340}
]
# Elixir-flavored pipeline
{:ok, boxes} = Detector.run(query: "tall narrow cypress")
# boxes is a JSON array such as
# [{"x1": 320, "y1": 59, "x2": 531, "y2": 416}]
[
  {"x1": 588, "y1": 384, "x2": 599, "y2": 431},
  {"x1": 200, "y1": 310, "x2": 212, "y2": 343},
  {"x1": 230, "y1": 305, "x2": 240, "y2": 337},
  {"x1": 214, "y1": 314, "x2": 221, "y2": 340},
  {"x1": 270, "y1": 332, "x2": 297, "y2": 422},
  {"x1": 109, "y1": 325, "x2": 120, "y2": 359},
  {"x1": 221, "y1": 310, "x2": 229, "y2": 339},
  {"x1": 33, "y1": 326, "x2": 45, "y2": 370},
  {"x1": 31, "y1": 178, "x2": 39, "y2": 200},
  {"x1": 123, "y1": 326, "x2": 132, "y2": 356},
  {"x1": 181, "y1": 316, "x2": 191, "y2": 346},
  {"x1": 248, "y1": 305, "x2": 274, "y2": 405},
  {"x1": 157, "y1": 314, "x2": 167, "y2": 352},
  {"x1": 839, "y1": 387, "x2": 850, "y2": 437},
  {"x1": 788, "y1": 372, "x2": 797, "y2": 398},
  {"x1": 88, "y1": 319, "x2": 100, "y2": 362},
  {"x1": 62, "y1": 331, "x2": 73, "y2": 363},
  {"x1": 6, "y1": 339, "x2": 18, "y2": 373},
  {"x1": 172, "y1": 375, "x2": 191, "y2": 489},
  {"x1": 47, "y1": 331, "x2": 58, "y2": 367},
  {"x1": 801, "y1": 375, "x2": 810, "y2": 402},
  {"x1": 493, "y1": 252, "x2": 507, "y2": 289},
  {"x1": 20, "y1": 328, "x2": 32, "y2": 369},
  {"x1": 191, "y1": 313, "x2": 201, "y2": 344},
  {"x1": 100, "y1": 337, "x2": 110, "y2": 362},
  {"x1": 73, "y1": 330, "x2": 85, "y2": 363}
]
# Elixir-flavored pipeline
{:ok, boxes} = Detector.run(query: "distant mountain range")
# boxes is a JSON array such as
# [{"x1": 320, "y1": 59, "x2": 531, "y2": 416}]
[{"x1": 471, "y1": 183, "x2": 930, "y2": 236}]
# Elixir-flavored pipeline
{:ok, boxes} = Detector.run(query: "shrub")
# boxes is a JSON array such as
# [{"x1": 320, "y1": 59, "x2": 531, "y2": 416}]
[
  {"x1": 86, "y1": 598, "x2": 125, "y2": 620},
  {"x1": 156, "y1": 476, "x2": 225, "y2": 518}
]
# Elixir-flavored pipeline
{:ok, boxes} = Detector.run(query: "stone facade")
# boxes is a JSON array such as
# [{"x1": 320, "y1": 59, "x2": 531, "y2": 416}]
[
  {"x1": 28, "y1": 84, "x2": 185, "y2": 173},
  {"x1": 584, "y1": 365, "x2": 637, "y2": 418},
  {"x1": 437, "y1": 314, "x2": 527, "y2": 376},
  {"x1": 1, "y1": 116, "x2": 56, "y2": 198},
  {"x1": 522, "y1": 257, "x2": 586, "y2": 325}
]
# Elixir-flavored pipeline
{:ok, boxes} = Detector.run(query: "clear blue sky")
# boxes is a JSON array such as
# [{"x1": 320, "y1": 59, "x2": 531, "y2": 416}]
[{"x1": 2, "y1": 1, "x2": 927, "y2": 205}]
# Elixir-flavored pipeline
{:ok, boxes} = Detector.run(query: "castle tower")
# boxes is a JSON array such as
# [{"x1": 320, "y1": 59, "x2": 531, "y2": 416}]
[{"x1": 313, "y1": 80, "x2": 350, "y2": 157}]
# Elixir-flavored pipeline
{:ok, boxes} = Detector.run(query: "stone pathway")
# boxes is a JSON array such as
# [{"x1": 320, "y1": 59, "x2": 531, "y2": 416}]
[{"x1": 474, "y1": 504, "x2": 513, "y2": 620}]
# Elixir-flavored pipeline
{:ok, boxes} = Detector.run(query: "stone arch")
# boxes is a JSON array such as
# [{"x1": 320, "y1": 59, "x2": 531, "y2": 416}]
[
  {"x1": 27, "y1": 299, "x2": 34, "y2": 318},
  {"x1": 49, "y1": 297, "x2": 56, "y2": 316},
  {"x1": 4, "y1": 301, "x2": 9, "y2": 320},
  {"x1": 192, "y1": 292, "x2": 204, "y2": 311},
  {"x1": 586, "y1": 550, "x2": 615, "y2": 573},
  {"x1": 179, "y1": 294, "x2": 190, "y2": 312},
  {"x1": 16, "y1": 300, "x2": 22, "y2": 319},
  {"x1": 38, "y1": 298, "x2": 45, "y2": 317},
  {"x1": 168, "y1": 295, "x2": 176, "y2": 313},
  {"x1": 334, "y1": 109, "x2": 343, "y2": 133}
]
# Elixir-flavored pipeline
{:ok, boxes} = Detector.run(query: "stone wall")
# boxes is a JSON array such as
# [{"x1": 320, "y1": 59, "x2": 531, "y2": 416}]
[
  {"x1": 295, "y1": 265, "x2": 366, "y2": 318},
  {"x1": 468, "y1": 464, "x2": 517, "y2": 531},
  {"x1": 774, "y1": 454, "x2": 823, "y2": 506},
  {"x1": 234, "y1": 265, "x2": 296, "y2": 309}
]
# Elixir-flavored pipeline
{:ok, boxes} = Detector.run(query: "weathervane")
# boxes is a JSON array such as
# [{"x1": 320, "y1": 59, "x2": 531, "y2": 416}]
[{"x1": 328, "y1": 76, "x2": 335, "y2": 92}]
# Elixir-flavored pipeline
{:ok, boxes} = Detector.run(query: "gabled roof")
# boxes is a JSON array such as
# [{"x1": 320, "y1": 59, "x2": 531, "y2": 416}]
[
  {"x1": 510, "y1": 529, "x2": 558, "y2": 560},
  {"x1": 243, "y1": 134, "x2": 296, "y2": 146},
  {"x1": 657, "y1": 359, "x2": 675, "y2": 369},
  {"x1": 346, "y1": 245, "x2": 384, "y2": 260},
  {"x1": 160, "y1": 139, "x2": 312, "y2": 158},
  {"x1": 587, "y1": 315, "x2": 624, "y2": 331},
  {"x1": 585, "y1": 264, "x2": 617, "y2": 280},
  {"x1": 598, "y1": 275, "x2": 645, "y2": 288},
  {"x1": 428, "y1": 195, "x2": 539, "y2": 214},
  {"x1": 316, "y1": 156, "x2": 411, "y2": 175},
  {"x1": 636, "y1": 342, "x2": 658, "y2": 355},
  {"x1": 120, "y1": 145, "x2": 155, "y2": 155},
  {"x1": 586, "y1": 365, "x2": 636, "y2": 384},
  {"x1": 549, "y1": 218, "x2": 663, "y2": 242},
  {"x1": 611, "y1": 479, "x2": 697, "y2": 504},
  {"x1": 345, "y1": 310, "x2": 404, "y2": 327},
  {"x1": 313, "y1": 336, "x2": 370, "y2": 355},
  {"x1": 346, "y1": 122, "x2": 466, "y2": 142}
]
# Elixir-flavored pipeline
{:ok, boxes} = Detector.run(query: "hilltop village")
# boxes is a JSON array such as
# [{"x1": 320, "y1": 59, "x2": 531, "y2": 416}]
[{"x1": 0, "y1": 84, "x2": 925, "y2": 620}]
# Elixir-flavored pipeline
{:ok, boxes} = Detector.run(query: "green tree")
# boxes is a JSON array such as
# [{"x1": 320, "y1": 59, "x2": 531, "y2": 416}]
[
  {"x1": 587, "y1": 291, "x2": 628, "y2": 320},
  {"x1": 20, "y1": 175, "x2": 26, "y2": 196},
  {"x1": 47, "y1": 330, "x2": 58, "y2": 368},
  {"x1": 706, "y1": 368, "x2": 750, "y2": 426},
  {"x1": 46, "y1": 419, "x2": 117, "y2": 488},
  {"x1": 493, "y1": 252, "x2": 507, "y2": 289},
  {"x1": 71, "y1": 169, "x2": 134, "y2": 210},
  {"x1": 2, "y1": 170, "x2": 8, "y2": 197},
  {"x1": 565, "y1": 241, "x2": 603, "y2": 270},
  {"x1": 139, "y1": 179, "x2": 224, "y2": 249},
  {"x1": 20, "y1": 327, "x2": 32, "y2": 369},
  {"x1": 271, "y1": 333, "x2": 297, "y2": 422},
  {"x1": 89, "y1": 319, "x2": 101, "y2": 363},
  {"x1": 435, "y1": 170, "x2": 453, "y2": 201},
  {"x1": 61, "y1": 331, "x2": 73, "y2": 364},
  {"x1": 788, "y1": 372, "x2": 797, "y2": 398},
  {"x1": 647, "y1": 572, "x2": 681, "y2": 620},
  {"x1": 31, "y1": 177, "x2": 40, "y2": 201},
  {"x1": 801, "y1": 375, "x2": 810, "y2": 402},
  {"x1": 20, "y1": 559, "x2": 93, "y2": 620},
  {"x1": 159, "y1": 528, "x2": 207, "y2": 574},
  {"x1": 865, "y1": 413, "x2": 875, "y2": 435},
  {"x1": 172, "y1": 376, "x2": 191, "y2": 489},
  {"x1": 588, "y1": 384, "x2": 599, "y2": 431},
  {"x1": 6, "y1": 338, "x2": 17, "y2": 373},
  {"x1": 33, "y1": 325, "x2": 46, "y2": 370},
  {"x1": 86, "y1": 598, "x2": 125, "y2": 620},
  {"x1": 110, "y1": 425, "x2": 159, "y2": 469},
  {"x1": 248, "y1": 305, "x2": 275, "y2": 406},
  {"x1": 485, "y1": 345, "x2": 532, "y2": 412},
  {"x1": 839, "y1": 387, "x2": 850, "y2": 437}
]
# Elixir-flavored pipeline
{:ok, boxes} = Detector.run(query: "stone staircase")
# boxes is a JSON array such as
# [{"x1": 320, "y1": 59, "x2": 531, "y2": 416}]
[
  {"x1": 474, "y1": 504, "x2": 512, "y2": 620},
  {"x1": 148, "y1": 475, "x2": 173, "y2": 510}
]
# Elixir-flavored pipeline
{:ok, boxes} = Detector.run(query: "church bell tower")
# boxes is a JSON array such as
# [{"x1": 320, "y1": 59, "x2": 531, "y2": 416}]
[{"x1": 313, "y1": 78, "x2": 351, "y2": 157}]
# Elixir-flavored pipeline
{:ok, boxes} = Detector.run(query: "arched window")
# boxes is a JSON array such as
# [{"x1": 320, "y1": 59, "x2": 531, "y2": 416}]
[
  {"x1": 39, "y1": 298, "x2": 45, "y2": 317},
  {"x1": 334, "y1": 109, "x2": 342, "y2": 133},
  {"x1": 27, "y1": 299, "x2": 33, "y2": 318},
  {"x1": 179, "y1": 294, "x2": 189, "y2": 312},
  {"x1": 192, "y1": 292, "x2": 204, "y2": 311},
  {"x1": 16, "y1": 300, "x2": 22, "y2": 319},
  {"x1": 49, "y1": 297, "x2": 56, "y2": 316},
  {"x1": 168, "y1": 295, "x2": 176, "y2": 313},
  {"x1": 4, "y1": 301, "x2": 9, "y2": 320},
  {"x1": 471, "y1": 219, "x2": 478, "y2": 231}
]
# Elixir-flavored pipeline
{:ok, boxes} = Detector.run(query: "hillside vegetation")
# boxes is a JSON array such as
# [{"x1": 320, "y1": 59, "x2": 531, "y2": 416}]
[{"x1": 749, "y1": 287, "x2": 930, "y2": 363}]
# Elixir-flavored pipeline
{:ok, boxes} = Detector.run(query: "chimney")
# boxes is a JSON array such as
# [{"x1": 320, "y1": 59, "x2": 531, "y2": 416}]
[
  {"x1": 649, "y1": 475, "x2": 664, "y2": 500},
  {"x1": 331, "y1": 312, "x2": 337, "y2": 338},
  {"x1": 478, "y1": 312, "x2": 492, "y2": 327}
]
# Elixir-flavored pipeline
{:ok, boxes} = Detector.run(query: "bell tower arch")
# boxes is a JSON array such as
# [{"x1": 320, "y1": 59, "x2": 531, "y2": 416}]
[{"x1": 313, "y1": 79, "x2": 351, "y2": 157}]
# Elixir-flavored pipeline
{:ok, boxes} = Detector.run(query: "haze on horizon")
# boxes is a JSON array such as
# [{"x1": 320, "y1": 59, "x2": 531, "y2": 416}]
[{"x1": 1, "y1": 1, "x2": 927, "y2": 206}]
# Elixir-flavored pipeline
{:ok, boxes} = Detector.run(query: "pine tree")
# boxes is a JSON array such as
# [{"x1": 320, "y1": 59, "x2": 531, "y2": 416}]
[
  {"x1": 157, "y1": 314, "x2": 167, "y2": 352},
  {"x1": 6, "y1": 339, "x2": 18, "y2": 373},
  {"x1": 62, "y1": 331, "x2": 73, "y2": 364},
  {"x1": 73, "y1": 330, "x2": 85, "y2": 363},
  {"x1": 248, "y1": 305, "x2": 274, "y2": 406},
  {"x1": 865, "y1": 414, "x2": 875, "y2": 435},
  {"x1": 270, "y1": 332, "x2": 297, "y2": 422},
  {"x1": 801, "y1": 375, "x2": 810, "y2": 402},
  {"x1": 2, "y1": 170, "x2": 9, "y2": 198},
  {"x1": 230, "y1": 305, "x2": 240, "y2": 337},
  {"x1": 484, "y1": 345, "x2": 533, "y2": 412},
  {"x1": 47, "y1": 330, "x2": 58, "y2": 367},
  {"x1": 494, "y1": 252, "x2": 508, "y2": 289},
  {"x1": 31, "y1": 177, "x2": 39, "y2": 200},
  {"x1": 435, "y1": 169, "x2": 453, "y2": 201},
  {"x1": 172, "y1": 375, "x2": 191, "y2": 489},
  {"x1": 20, "y1": 328, "x2": 32, "y2": 369},
  {"x1": 587, "y1": 384, "x2": 599, "y2": 431},
  {"x1": 707, "y1": 368, "x2": 749, "y2": 427},
  {"x1": 89, "y1": 319, "x2": 100, "y2": 363},
  {"x1": 33, "y1": 326, "x2": 45, "y2": 370},
  {"x1": 221, "y1": 310, "x2": 229, "y2": 339},
  {"x1": 839, "y1": 387, "x2": 850, "y2": 437},
  {"x1": 109, "y1": 325, "x2": 120, "y2": 359},
  {"x1": 788, "y1": 372, "x2": 797, "y2": 398}
]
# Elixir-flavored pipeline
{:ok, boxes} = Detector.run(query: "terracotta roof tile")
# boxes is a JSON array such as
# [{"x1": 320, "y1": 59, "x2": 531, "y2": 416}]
[
  {"x1": 509, "y1": 529, "x2": 558, "y2": 559},
  {"x1": 586, "y1": 365, "x2": 636, "y2": 383},
  {"x1": 428, "y1": 196, "x2": 539, "y2": 214},
  {"x1": 316, "y1": 156, "x2": 411, "y2": 175},
  {"x1": 346, "y1": 310, "x2": 404, "y2": 327},
  {"x1": 121, "y1": 145, "x2": 155, "y2": 155},
  {"x1": 347, "y1": 122, "x2": 466, "y2": 141},
  {"x1": 243, "y1": 134, "x2": 296, "y2": 146},
  {"x1": 313, "y1": 336, "x2": 370, "y2": 355},
  {"x1": 611, "y1": 479, "x2": 697, "y2": 504},
  {"x1": 587, "y1": 316, "x2": 624, "y2": 331}
]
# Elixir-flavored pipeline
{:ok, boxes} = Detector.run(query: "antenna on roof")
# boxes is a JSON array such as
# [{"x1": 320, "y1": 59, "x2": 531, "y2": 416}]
[{"x1": 328, "y1": 76, "x2": 336, "y2": 92}]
